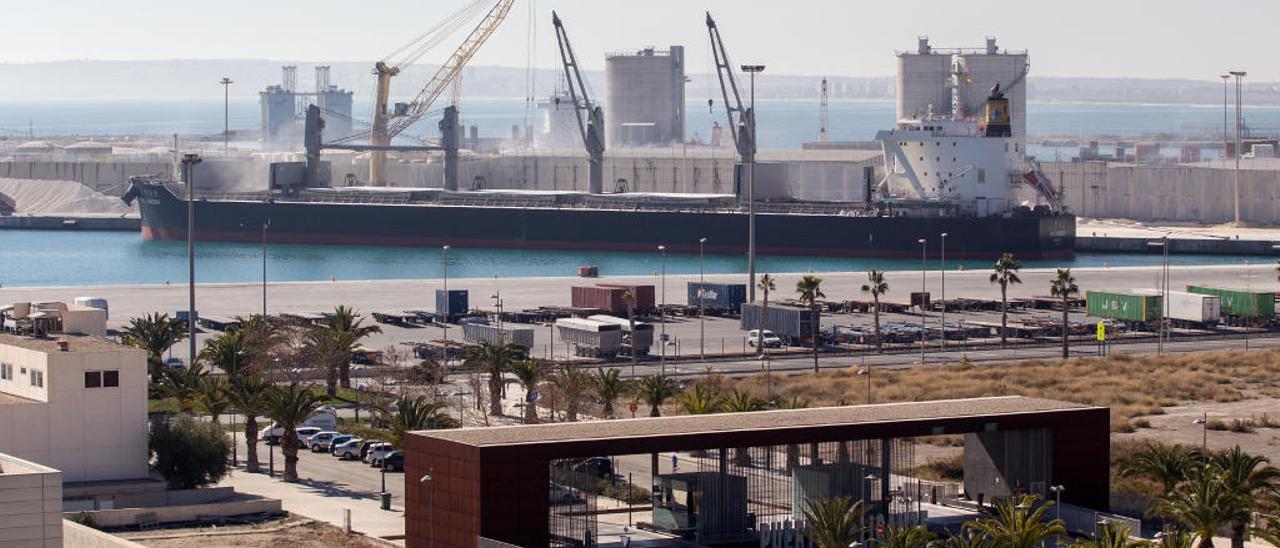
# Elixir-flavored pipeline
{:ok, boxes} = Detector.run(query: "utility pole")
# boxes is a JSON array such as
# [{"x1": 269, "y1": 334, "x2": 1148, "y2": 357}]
[
  {"x1": 659, "y1": 244, "x2": 667, "y2": 375},
  {"x1": 918, "y1": 238, "x2": 927, "y2": 365},
  {"x1": 741, "y1": 65, "x2": 764, "y2": 305},
  {"x1": 1230, "y1": 71, "x2": 1247, "y2": 226},
  {"x1": 699, "y1": 237, "x2": 707, "y2": 364},
  {"x1": 220, "y1": 77, "x2": 234, "y2": 156},
  {"x1": 940, "y1": 232, "x2": 947, "y2": 353},
  {"x1": 1220, "y1": 74, "x2": 1230, "y2": 146},
  {"x1": 181, "y1": 154, "x2": 202, "y2": 366}
]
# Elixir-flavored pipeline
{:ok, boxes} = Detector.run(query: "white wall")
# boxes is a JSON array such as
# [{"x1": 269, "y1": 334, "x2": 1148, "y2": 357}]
[
  {"x1": 0, "y1": 340, "x2": 148, "y2": 483},
  {"x1": 0, "y1": 452, "x2": 63, "y2": 548}
]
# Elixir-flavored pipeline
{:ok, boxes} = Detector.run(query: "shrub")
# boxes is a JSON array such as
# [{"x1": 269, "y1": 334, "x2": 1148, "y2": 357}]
[
  {"x1": 150, "y1": 415, "x2": 230, "y2": 489},
  {"x1": 1131, "y1": 418, "x2": 1152, "y2": 429}
]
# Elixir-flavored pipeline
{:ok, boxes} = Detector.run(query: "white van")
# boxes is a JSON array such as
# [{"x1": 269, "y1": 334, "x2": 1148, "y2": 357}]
[{"x1": 259, "y1": 406, "x2": 339, "y2": 444}]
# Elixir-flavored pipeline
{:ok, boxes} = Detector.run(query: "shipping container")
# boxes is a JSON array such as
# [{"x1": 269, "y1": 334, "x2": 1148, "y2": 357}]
[
  {"x1": 1135, "y1": 290, "x2": 1221, "y2": 326},
  {"x1": 1085, "y1": 290, "x2": 1162, "y2": 322},
  {"x1": 461, "y1": 322, "x2": 534, "y2": 349},
  {"x1": 739, "y1": 303, "x2": 818, "y2": 342},
  {"x1": 571, "y1": 286, "x2": 628, "y2": 315},
  {"x1": 1186, "y1": 285, "x2": 1274, "y2": 318},
  {"x1": 555, "y1": 318, "x2": 624, "y2": 357},
  {"x1": 435, "y1": 289, "x2": 469, "y2": 318},
  {"x1": 587, "y1": 314, "x2": 653, "y2": 355},
  {"x1": 687, "y1": 282, "x2": 748, "y2": 313},
  {"x1": 597, "y1": 284, "x2": 656, "y2": 313}
]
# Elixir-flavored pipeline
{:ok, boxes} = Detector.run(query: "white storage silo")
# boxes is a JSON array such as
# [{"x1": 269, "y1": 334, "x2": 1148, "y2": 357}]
[
  {"x1": 896, "y1": 37, "x2": 953, "y2": 122},
  {"x1": 604, "y1": 46, "x2": 686, "y2": 147}
]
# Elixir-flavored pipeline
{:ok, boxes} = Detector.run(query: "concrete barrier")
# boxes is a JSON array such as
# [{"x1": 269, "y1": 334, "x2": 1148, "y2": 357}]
[
  {"x1": 0, "y1": 215, "x2": 140, "y2": 231},
  {"x1": 64, "y1": 496, "x2": 283, "y2": 528},
  {"x1": 63, "y1": 520, "x2": 147, "y2": 547},
  {"x1": 1076, "y1": 236, "x2": 1280, "y2": 256}
]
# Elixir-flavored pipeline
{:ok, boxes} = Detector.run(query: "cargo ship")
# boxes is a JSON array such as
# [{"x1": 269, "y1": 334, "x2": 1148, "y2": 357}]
[{"x1": 125, "y1": 87, "x2": 1074, "y2": 260}]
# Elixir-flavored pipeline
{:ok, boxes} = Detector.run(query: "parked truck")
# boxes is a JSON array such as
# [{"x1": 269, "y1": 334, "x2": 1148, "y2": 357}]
[
  {"x1": 1186, "y1": 285, "x2": 1274, "y2": 321},
  {"x1": 461, "y1": 322, "x2": 534, "y2": 350},
  {"x1": 1085, "y1": 290, "x2": 1162, "y2": 323},
  {"x1": 587, "y1": 314, "x2": 653, "y2": 356},
  {"x1": 435, "y1": 289, "x2": 468, "y2": 321},
  {"x1": 687, "y1": 282, "x2": 747, "y2": 314},
  {"x1": 1136, "y1": 290, "x2": 1221, "y2": 328},
  {"x1": 555, "y1": 317, "x2": 623, "y2": 358},
  {"x1": 739, "y1": 303, "x2": 817, "y2": 344}
]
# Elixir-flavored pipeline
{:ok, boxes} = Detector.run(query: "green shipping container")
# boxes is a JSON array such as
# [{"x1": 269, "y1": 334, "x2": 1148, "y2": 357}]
[
  {"x1": 1086, "y1": 291, "x2": 1162, "y2": 322},
  {"x1": 1186, "y1": 286, "x2": 1275, "y2": 318}
]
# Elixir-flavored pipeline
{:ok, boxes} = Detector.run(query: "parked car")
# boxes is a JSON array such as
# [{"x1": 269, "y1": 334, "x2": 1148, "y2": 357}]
[
  {"x1": 164, "y1": 357, "x2": 185, "y2": 370},
  {"x1": 357, "y1": 440, "x2": 378, "y2": 461},
  {"x1": 746, "y1": 329, "x2": 784, "y2": 348},
  {"x1": 307, "y1": 431, "x2": 340, "y2": 452},
  {"x1": 333, "y1": 438, "x2": 365, "y2": 460},
  {"x1": 382, "y1": 451, "x2": 404, "y2": 472},
  {"x1": 259, "y1": 407, "x2": 339, "y2": 445},
  {"x1": 367, "y1": 443, "x2": 395, "y2": 466},
  {"x1": 328, "y1": 434, "x2": 357, "y2": 455},
  {"x1": 292, "y1": 427, "x2": 322, "y2": 448}
]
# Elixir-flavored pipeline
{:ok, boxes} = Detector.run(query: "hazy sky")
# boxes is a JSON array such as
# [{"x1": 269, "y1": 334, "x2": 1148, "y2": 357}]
[{"x1": 3, "y1": 0, "x2": 1275, "y2": 81}]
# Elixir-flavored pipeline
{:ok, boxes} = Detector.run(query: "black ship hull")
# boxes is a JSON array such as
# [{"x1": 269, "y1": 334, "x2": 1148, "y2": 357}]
[{"x1": 130, "y1": 183, "x2": 1075, "y2": 260}]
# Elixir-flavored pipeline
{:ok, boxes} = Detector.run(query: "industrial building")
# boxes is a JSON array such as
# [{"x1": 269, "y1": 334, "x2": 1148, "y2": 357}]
[
  {"x1": 604, "y1": 46, "x2": 686, "y2": 147},
  {"x1": 260, "y1": 66, "x2": 354, "y2": 150},
  {"x1": 536, "y1": 92, "x2": 582, "y2": 149},
  {"x1": 404, "y1": 396, "x2": 1110, "y2": 548},
  {"x1": 897, "y1": 37, "x2": 1028, "y2": 143}
]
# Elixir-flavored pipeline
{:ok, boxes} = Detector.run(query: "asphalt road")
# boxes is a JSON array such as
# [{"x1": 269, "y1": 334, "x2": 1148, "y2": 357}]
[{"x1": 231, "y1": 435, "x2": 407, "y2": 506}]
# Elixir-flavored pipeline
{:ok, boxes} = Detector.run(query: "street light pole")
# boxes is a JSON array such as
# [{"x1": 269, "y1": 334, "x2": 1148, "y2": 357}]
[
  {"x1": 1230, "y1": 70, "x2": 1247, "y2": 226},
  {"x1": 918, "y1": 238, "x2": 927, "y2": 365},
  {"x1": 1221, "y1": 74, "x2": 1230, "y2": 146},
  {"x1": 740, "y1": 64, "x2": 764, "y2": 302},
  {"x1": 940, "y1": 232, "x2": 947, "y2": 353},
  {"x1": 659, "y1": 244, "x2": 667, "y2": 375},
  {"x1": 442, "y1": 245, "x2": 450, "y2": 365},
  {"x1": 220, "y1": 77, "x2": 233, "y2": 156},
  {"x1": 699, "y1": 237, "x2": 707, "y2": 365},
  {"x1": 181, "y1": 154, "x2": 202, "y2": 366},
  {"x1": 261, "y1": 220, "x2": 269, "y2": 317}
]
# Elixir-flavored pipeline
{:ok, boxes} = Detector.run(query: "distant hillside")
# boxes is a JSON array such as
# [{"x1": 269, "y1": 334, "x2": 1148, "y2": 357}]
[{"x1": 0, "y1": 60, "x2": 1277, "y2": 106}]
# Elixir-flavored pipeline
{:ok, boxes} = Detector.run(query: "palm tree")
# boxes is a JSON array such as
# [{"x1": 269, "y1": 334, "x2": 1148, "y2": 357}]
[
  {"x1": 1154, "y1": 466, "x2": 1241, "y2": 548},
  {"x1": 311, "y1": 306, "x2": 381, "y2": 391},
  {"x1": 264, "y1": 383, "x2": 327, "y2": 482},
  {"x1": 593, "y1": 367, "x2": 626, "y2": 419},
  {"x1": 194, "y1": 376, "x2": 231, "y2": 423},
  {"x1": 722, "y1": 389, "x2": 766, "y2": 466},
  {"x1": 636, "y1": 374, "x2": 677, "y2": 417},
  {"x1": 374, "y1": 395, "x2": 457, "y2": 449},
  {"x1": 1070, "y1": 522, "x2": 1149, "y2": 548},
  {"x1": 1119, "y1": 443, "x2": 1200, "y2": 497},
  {"x1": 878, "y1": 524, "x2": 937, "y2": 548},
  {"x1": 796, "y1": 275, "x2": 826, "y2": 372},
  {"x1": 1154, "y1": 528, "x2": 1198, "y2": 548},
  {"x1": 990, "y1": 253, "x2": 1023, "y2": 348},
  {"x1": 930, "y1": 529, "x2": 993, "y2": 548},
  {"x1": 200, "y1": 329, "x2": 249, "y2": 379},
  {"x1": 801, "y1": 497, "x2": 866, "y2": 548},
  {"x1": 159, "y1": 362, "x2": 208, "y2": 413},
  {"x1": 463, "y1": 342, "x2": 521, "y2": 416},
  {"x1": 756, "y1": 273, "x2": 777, "y2": 354},
  {"x1": 508, "y1": 359, "x2": 547, "y2": 424},
  {"x1": 1252, "y1": 516, "x2": 1280, "y2": 548},
  {"x1": 120, "y1": 312, "x2": 187, "y2": 383},
  {"x1": 678, "y1": 383, "x2": 721, "y2": 415},
  {"x1": 1211, "y1": 447, "x2": 1280, "y2": 548},
  {"x1": 861, "y1": 270, "x2": 889, "y2": 352},
  {"x1": 964, "y1": 494, "x2": 1066, "y2": 548},
  {"x1": 1049, "y1": 268, "x2": 1079, "y2": 359},
  {"x1": 227, "y1": 375, "x2": 273, "y2": 473},
  {"x1": 555, "y1": 366, "x2": 592, "y2": 422}
]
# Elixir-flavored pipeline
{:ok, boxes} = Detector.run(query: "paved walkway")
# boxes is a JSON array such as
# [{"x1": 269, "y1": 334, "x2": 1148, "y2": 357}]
[{"x1": 218, "y1": 465, "x2": 405, "y2": 545}]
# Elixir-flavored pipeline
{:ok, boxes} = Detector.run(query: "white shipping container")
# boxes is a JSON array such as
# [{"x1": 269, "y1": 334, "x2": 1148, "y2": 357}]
[{"x1": 1140, "y1": 290, "x2": 1221, "y2": 325}]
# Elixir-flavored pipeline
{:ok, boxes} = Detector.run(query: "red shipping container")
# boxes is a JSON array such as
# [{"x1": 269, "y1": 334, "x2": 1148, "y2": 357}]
[
  {"x1": 598, "y1": 284, "x2": 656, "y2": 313},
  {"x1": 571, "y1": 286, "x2": 628, "y2": 315}
]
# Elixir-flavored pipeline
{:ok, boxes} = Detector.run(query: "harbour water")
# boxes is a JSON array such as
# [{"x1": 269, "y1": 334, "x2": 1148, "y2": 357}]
[{"x1": 0, "y1": 229, "x2": 1261, "y2": 288}]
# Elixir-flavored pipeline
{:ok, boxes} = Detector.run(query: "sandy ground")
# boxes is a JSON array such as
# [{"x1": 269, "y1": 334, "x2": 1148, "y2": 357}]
[
  {"x1": 1118, "y1": 396, "x2": 1280, "y2": 461},
  {"x1": 122, "y1": 519, "x2": 384, "y2": 548},
  {"x1": 0, "y1": 177, "x2": 136, "y2": 216},
  {"x1": 1079, "y1": 217, "x2": 1280, "y2": 241}
]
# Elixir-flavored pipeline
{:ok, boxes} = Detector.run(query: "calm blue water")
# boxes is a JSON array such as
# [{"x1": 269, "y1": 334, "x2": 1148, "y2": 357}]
[
  {"x1": 5, "y1": 98, "x2": 1280, "y2": 150},
  {"x1": 0, "y1": 229, "x2": 1261, "y2": 287}
]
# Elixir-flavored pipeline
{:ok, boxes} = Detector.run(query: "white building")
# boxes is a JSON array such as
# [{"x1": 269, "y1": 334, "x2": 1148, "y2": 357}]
[
  {"x1": 0, "y1": 452, "x2": 63, "y2": 547},
  {"x1": 0, "y1": 333, "x2": 149, "y2": 483}
]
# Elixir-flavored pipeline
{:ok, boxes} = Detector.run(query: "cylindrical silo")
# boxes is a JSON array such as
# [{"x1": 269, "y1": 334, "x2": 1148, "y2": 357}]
[
  {"x1": 956, "y1": 45, "x2": 1028, "y2": 144},
  {"x1": 896, "y1": 44, "x2": 953, "y2": 123},
  {"x1": 604, "y1": 46, "x2": 686, "y2": 147}
]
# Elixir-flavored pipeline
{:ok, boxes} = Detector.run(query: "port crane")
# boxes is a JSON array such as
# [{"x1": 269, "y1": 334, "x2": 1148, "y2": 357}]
[
  {"x1": 338, "y1": 0, "x2": 514, "y2": 186},
  {"x1": 551, "y1": 11, "x2": 605, "y2": 194}
]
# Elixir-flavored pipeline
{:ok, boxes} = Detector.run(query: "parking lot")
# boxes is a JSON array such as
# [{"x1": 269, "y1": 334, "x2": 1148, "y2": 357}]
[{"x1": 231, "y1": 434, "x2": 407, "y2": 508}]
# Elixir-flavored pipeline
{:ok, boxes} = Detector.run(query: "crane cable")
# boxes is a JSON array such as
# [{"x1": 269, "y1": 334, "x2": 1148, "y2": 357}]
[{"x1": 383, "y1": 0, "x2": 492, "y2": 69}]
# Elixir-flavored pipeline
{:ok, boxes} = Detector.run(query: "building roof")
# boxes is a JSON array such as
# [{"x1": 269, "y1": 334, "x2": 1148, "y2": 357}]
[
  {"x1": 0, "y1": 332, "x2": 138, "y2": 354},
  {"x1": 418, "y1": 396, "x2": 1096, "y2": 448}
]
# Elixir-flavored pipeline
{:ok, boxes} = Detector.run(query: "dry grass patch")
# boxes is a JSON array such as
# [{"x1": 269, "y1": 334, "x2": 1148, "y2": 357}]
[{"x1": 737, "y1": 349, "x2": 1280, "y2": 432}]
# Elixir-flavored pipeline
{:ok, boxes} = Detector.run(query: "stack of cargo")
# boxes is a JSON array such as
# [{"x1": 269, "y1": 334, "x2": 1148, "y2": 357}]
[
  {"x1": 740, "y1": 303, "x2": 818, "y2": 344},
  {"x1": 1186, "y1": 286, "x2": 1274, "y2": 320},
  {"x1": 1085, "y1": 290, "x2": 1162, "y2": 324},
  {"x1": 570, "y1": 284, "x2": 656, "y2": 315},
  {"x1": 461, "y1": 322, "x2": 535, "y2": 350},
  {"x1": 435, "y1": 289, "x2": 468, "y2": 321},
  {"x1": 555, "y1": 317, "x2": 623, "y2": 358},
  {"x1": 687, "y1": 282, "x2": 747, "y2": 314}
]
